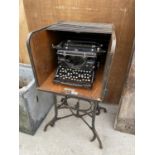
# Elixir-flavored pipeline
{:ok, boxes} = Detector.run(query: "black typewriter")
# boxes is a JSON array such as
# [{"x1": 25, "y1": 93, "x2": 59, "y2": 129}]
[{"x1": 53, "y1": 40, "x2": 105, "y2": 88}]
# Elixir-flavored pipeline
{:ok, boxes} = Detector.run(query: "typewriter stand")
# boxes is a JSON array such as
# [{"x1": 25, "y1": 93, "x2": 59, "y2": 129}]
[{"x1": 44, "y1": 96, "x2": 107, "y2": 149}]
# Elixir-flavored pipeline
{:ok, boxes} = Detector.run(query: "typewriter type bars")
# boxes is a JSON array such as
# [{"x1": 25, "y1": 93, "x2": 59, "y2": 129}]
[{"x1": 53, "y1": 40, "x2": 104, "y2": 88}]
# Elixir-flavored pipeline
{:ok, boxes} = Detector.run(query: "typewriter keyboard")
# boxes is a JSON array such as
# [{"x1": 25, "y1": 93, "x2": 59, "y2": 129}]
[{"x1": 54, "y1": 65, "x2": 94, "y2": 88}]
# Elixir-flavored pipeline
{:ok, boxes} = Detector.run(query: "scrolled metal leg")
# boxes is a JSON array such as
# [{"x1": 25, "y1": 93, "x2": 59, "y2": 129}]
[
  {"x1": 44, "y1": 98, "x2": 58, "y2": 131},
  {"x1": 91, "y1": 103, "x2": 97, "y2": 141},
  {"x1": 91, "y1": 102, "x2": 103, "y2": 149},
  {"x1": 93, "y1": 128, "x2": 103, "y2": 149},
  {"x1": 100, "y1": 106, "x2": 107, "y2": 113},
  {"x1": 96, "y1": 103, "x2": 107, "y2": 115},
  {"x1": 90, "y1": 133, "x2": 96, "y2": 142},
  {"x1": 76, "y1": 99, "x2": 80, "y2": 117}
]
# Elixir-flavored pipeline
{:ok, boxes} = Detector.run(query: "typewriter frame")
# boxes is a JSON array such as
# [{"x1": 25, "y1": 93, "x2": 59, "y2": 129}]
[
  {"x1": 53, "y1": 39, "x2": 102, "y2": 88},
  {"x1": 27, "y1": 21, "x2": 116, "y2": 149}
]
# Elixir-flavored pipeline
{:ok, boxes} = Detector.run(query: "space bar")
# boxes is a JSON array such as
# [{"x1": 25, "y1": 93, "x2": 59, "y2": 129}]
[{"x1": 54, "y1": 79, "x2": 91, "y2": 88}]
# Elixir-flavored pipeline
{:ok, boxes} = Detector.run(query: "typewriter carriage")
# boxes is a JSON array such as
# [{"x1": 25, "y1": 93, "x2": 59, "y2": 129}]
[{"x1": 27, "y1": 22, "x2": 116, "y2": 101}]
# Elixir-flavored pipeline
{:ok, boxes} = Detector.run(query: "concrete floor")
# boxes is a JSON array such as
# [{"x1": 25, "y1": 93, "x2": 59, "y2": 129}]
[{"x1": 19, "y1": 100, "x2": 135, "y2": 155}]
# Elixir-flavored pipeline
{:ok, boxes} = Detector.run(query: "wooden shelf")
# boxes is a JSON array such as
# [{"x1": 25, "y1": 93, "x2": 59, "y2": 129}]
[{"x1": 38, "y1": 64, "x2": 105, "y2": 101}]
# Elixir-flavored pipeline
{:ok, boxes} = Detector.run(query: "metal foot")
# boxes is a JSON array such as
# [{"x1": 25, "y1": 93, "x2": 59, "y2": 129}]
[
  {"x1": 89, "y1": 128, "x2": 103, "y2": 149},
  {"x1": 96, "y1": 103, "x2": 107, "y2": 115},
  {"x1": 93, "y1": 129, "x2": 103, "y2": 149},
  {"x1": 44, "y1": 117, "x2": 56, "y2": 131},
  {"x1": 90, "y1": 133, "x2": 96, "y2": 141},
  {"x1": 100, "y1": 107, "x2": 107, "y2": 113}
]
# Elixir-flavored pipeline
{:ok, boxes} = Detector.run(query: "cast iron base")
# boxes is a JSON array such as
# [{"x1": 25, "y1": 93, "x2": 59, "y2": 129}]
[{"x1": 44, "y1": 96, "x2": 107, "y2": 149}]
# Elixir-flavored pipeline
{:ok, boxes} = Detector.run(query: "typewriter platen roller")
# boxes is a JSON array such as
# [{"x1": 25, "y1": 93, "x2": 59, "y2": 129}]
[{"x1": 53, "y1": 40, "x2": 105, "y2": 88}]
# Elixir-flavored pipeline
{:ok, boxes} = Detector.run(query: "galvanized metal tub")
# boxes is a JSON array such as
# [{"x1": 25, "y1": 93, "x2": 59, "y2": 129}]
[{"x1": 19, "y1": 63, "x2": 56, "y2": 135}]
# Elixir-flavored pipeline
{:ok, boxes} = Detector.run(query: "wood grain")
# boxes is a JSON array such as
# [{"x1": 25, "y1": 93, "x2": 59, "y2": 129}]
[
  {"x1": 23, "y1": 0, "x2": 135, "y2": 103},
  {"x1": 19, "y1": 0, "x2": 30, "y2": 63},
  {"x1": 29, "y1": 30, "x2": 61, "y2": 85},
  {"x1": 114, "y1": 51, "x2": 135, "y2": 134}
]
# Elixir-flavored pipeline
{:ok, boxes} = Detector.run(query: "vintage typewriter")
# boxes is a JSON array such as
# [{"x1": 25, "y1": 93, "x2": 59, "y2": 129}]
[{"x1": 53, "y1": 40, "x2": 105, "y2": 88}]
